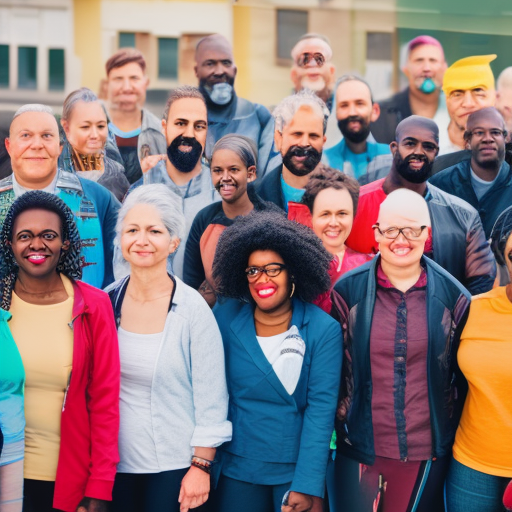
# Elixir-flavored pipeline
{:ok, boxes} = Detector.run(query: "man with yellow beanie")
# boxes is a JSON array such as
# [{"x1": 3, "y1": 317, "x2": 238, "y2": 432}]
[{"x1": 440, "y1": 55, "x2": 496, "y2": 155}]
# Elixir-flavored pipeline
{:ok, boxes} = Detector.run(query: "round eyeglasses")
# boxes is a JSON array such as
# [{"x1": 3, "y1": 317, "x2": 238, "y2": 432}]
[{"x1": 245, "y1": 263, "x2": 287, "y2": 281}]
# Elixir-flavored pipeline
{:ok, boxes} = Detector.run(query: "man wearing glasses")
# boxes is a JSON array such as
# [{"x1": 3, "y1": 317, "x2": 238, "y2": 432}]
[
  {"x1": 430, "y1": 107, "x2": 512, "y2": 238},
  {"x1": 346, "y1": 115, "x2": 495, "y2": 295}
]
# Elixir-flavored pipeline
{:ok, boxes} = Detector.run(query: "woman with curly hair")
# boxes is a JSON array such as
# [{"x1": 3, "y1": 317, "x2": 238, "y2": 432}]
[
  {"x1": 211, "y1": 211, "x2": 342, "y2": 512},
  {"x1": 0, "y1": 191, "x2": 120, "y2": 512}
]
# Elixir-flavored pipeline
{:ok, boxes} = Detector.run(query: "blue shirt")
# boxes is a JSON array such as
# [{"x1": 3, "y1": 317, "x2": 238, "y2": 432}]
[
  {"x1": 324, "y1": 138, "x2": 390, "y2": 180},
  {"x1": 280, "y1": 175, "x2": 305, "y2": 212}
]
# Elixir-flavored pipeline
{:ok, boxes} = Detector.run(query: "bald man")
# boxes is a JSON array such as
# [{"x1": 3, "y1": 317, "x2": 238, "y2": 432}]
[
  {"x1": 0, "y1": 104, "x2": 119, "y2": 288},
  {"x1": 332, "y1": 187, "x2": 471, "y2": 512},
  {"x1": 430, "y1": 107, "x2": 512, "y2": 237},
  {"x1": 194, "y1": 34, "x2": 275, "y2": 177},
  {"x1": 345, "y1": 115, "x2": 495, "y2": 295}
]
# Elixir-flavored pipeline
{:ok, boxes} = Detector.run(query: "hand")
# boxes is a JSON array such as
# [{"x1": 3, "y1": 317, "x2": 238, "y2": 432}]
[
  {"x1": 178, "y1": 465, "x2": 210, "y2": 512},
  {"x1": 141, "y1": 153, "x2": 167, "y2": 174},
  {"x1": 76, "y1": 497, "x2": 109, "y2": 512},
  {"x1": 281, "y1": 491, "x2": 314, "y2": 512}
]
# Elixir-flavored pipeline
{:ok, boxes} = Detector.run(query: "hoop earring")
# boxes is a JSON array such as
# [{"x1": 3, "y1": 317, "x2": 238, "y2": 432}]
[{"x1": 290, "y1": 282, "x2": 295, "y2": 298}]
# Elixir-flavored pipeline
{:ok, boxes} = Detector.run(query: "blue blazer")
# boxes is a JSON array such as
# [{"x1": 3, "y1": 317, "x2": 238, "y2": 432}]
[{"x1": 213, "y1": 298, "x2": 342, "y2": 497}]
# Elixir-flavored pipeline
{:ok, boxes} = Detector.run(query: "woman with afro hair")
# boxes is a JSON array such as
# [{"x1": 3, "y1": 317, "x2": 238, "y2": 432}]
[
  {"x1": 211, "y1": 210, "x2": 342, "y2": 512},
  {"x1": 0, "y1": 191, "x2": 120, "y2": 512}
]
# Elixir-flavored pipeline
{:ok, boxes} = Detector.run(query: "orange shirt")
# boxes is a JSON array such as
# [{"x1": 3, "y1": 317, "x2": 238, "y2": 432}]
[{"x1": 453, "y1": 286, "x2": 512, "y2": 477}]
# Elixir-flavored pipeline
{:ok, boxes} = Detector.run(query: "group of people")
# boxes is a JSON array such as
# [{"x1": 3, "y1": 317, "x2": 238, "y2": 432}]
[{"x1": 0, "y1": 29, "x2": 511, "y2": 512}]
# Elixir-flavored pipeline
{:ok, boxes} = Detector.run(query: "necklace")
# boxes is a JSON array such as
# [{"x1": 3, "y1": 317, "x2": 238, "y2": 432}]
[{"x1": 126, "y1": 292, "x2": 172, "y2": 303}]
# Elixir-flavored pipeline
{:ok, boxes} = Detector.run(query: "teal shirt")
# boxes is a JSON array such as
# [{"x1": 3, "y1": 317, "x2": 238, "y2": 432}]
[
  {"x1": 0, "y1": 308, "x2": 25, "y2": 465},
  {"x1": 324, "y1": 139, "x2": 390, "y2": 180},
  {"x1": 280, "y1": 175, "x2": 305, "y2": 212}
]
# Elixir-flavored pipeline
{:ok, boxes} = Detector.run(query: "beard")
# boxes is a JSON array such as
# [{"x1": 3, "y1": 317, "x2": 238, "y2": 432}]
[
  {"x1": 338, "y1": 116, "x2": 371, "y2": 144},
  {"x1": 300, "y1": 76, "x2": 326, "y2": 93},
  {"x1": 199, "y1": 77, "x2": 235, "y2": 106},
  {"x1": 282, "y1": 145, "x2": 322, "y2": 177},
  {"x1": 394, "y1": 152, "x2": 433, "y2": 184},
  {"x1": 167, "y1": 135, "x2": 203, "y2": 173}
]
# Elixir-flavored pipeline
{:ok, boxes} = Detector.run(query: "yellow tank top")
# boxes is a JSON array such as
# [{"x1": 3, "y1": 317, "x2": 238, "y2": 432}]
[{"x1": 9, "y1": 275, "x2": 74, "y2": 481}]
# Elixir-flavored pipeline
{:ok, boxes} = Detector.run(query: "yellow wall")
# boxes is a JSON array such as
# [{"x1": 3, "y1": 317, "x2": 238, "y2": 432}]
[
  {"x1": 74, "y1": 0, "x2": 103, "y2": 91},
  {"x1": 233, "y1": 5, "x2": 252, "y2": 99}
]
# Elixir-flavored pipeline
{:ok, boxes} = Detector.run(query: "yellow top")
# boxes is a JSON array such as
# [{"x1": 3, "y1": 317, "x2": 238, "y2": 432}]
[
  {"x1": 442, "y1": 54, "x2": 497, "y2": 96},
  {"x1": 9, "y1": 275, "x2": 74, "y2": 481},
  {"x1": 453, "y1": 286, "x2": 512, "y2": 477}
]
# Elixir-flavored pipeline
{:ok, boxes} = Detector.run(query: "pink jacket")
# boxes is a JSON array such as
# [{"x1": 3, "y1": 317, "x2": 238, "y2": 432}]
[{"x1": 53, "y1": 280, "x2": 120, "y2": 511}]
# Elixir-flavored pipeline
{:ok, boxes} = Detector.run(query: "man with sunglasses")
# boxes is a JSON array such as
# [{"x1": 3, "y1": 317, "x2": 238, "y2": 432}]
[
  {"x1": 430, "y1": 107, "x2": 512, "y2": 238},
  {"x1": 345, "y1": 115, "x2": 495, "y2": 295}
]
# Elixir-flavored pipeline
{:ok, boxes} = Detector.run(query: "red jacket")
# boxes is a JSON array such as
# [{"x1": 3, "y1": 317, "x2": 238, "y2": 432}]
[{"x1": 53, "y1": 281, "x2": 120, "y2": 512}]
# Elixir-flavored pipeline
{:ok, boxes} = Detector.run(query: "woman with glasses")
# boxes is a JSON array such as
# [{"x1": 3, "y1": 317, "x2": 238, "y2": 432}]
[
  {"x1": 445, "y1": 206, "x2": 512, "y2": 512},
  {"x1": 211, "y1": 211, "x2": 342, "y2": 512},
  {"x1": 332, "y1": 188, "x2": 471, "y2": 512}
]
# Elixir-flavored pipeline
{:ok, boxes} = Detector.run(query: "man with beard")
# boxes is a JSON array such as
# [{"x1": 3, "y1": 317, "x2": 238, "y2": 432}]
[
  {"x1": 346, "y1": 115, "x2": 495, "y2": 295},
  {"x1": 370, "y1": 36, "x2": 448, "y2": 145},
  {"x1": 194, "y1": 34, "x2": 275, "y2": 177},
  {"x1": 430, "y1": 108, "x2": 512, "y2": 238},
  {"x1": 129, "y1": 86, "x2": 219, "y2": 279},
  {"x1": 257, "y1": 89, "x2": 329, "y2": 212},
  {"x1": 324, "y1": 76, "x2": 391, "y2": 182}
]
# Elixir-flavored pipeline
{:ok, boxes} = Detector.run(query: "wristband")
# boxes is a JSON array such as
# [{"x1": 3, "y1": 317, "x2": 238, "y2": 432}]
[{"x1": 191, "y1": 460, "x2": 212, "y2": 474}]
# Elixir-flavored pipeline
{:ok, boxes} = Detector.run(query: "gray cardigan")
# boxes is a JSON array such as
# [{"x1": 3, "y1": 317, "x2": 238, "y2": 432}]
[{"x1": 106, "y1": 275, "x2": 232, "y2": 469}]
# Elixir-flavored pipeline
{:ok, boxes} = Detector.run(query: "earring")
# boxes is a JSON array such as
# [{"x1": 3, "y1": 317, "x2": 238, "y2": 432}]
[{"x1": 290, "y1": 282, "x2": 295, "y2": 298}]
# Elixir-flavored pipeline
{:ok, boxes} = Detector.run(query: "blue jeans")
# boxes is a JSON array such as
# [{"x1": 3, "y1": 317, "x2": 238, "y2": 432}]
[{"x1": 445, "y1": 458, "x2": 509, "y2": 512}]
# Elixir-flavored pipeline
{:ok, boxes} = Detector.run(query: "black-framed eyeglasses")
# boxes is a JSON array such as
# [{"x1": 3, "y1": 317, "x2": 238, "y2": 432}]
[
  {"x1": 296, "y1": 52, "x2": 326, "y2": 68},
  {"x1": 372, "y1": 224, "x2": 427, "y2": 240},
  {"x1": 245, "y1": 263, "x2": 287, "y2": 281},
  {"x1": 467, "y1": 128, "x2": 507, "y2": 140}
]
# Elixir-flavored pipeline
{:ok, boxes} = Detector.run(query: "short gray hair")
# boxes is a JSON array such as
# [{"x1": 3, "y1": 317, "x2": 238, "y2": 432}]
[
  {"x1": 212, "y1": 134, "x2": 257, "y2": 169},
  {"x1": 13, "y1": 104, "x2": 54, "y2": 120},
  {"x1": 273, "y1": 89, "x2": 329, "y2": 134},
  {"x1": 116, "y1": 184, "x2": 185, "y2": 244},
  {"x1": 62, "y1": 87, "x2": 102, "y2": 121},
  {"x1": 162, "y1": 85, "x2": 206, "y2": 121}
]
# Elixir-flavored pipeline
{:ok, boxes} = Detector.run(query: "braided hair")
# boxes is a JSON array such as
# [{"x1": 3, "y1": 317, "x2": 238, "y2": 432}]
[
  {"x1": 212, "y1": 210, "x2": 332, "y2": 303},
  {"x1": 0, "y1": 191, "x2": 82, "y2": 310}
]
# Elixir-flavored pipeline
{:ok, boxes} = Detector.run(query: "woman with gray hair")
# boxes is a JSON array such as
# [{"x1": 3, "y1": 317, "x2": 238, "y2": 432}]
[
  {"x1": 59, "y1": 87, "x2": 130, "y2": 201},
  {"x1": 105, "y1": 184, "x2": 231, "y2": 512}
]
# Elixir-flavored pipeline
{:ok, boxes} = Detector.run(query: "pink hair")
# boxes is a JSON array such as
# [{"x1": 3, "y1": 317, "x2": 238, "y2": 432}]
[{"x1": 407, "y1": 35, "x2": 444, "y2": 60}]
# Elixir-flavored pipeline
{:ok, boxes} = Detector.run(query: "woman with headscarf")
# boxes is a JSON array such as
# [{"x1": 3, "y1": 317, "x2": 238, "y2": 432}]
[
  {"x1": 0, "y1": 191, "x2": 120, "y2": 512},
  {"x1": 211, "y1": 211, "x2": 342, "y2": 512},
  {"x1": 59, "y1": 87, "x2": 130, "y2": 201},
  {"x1": 184, "y1": 133, "x2": 282, "y2": 306},
  {"x1": 332, "y1": 188, "x2": 471, "y2": 512},
  {"x1": 445, "y1": 205, "x2": 512, "y2": 512},
  {"x1": 106, "y1": 184, "x2": 231, "y2": 512}
]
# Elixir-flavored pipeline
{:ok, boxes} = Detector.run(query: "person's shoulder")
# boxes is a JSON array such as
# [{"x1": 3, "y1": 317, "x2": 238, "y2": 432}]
[
  {"x1": 424, "y1": 256, "x2": 471, "y2": 301},
  {"x1": 376, "y1": 89, "x2": 408, "y2": 110},
  {"x1": 213, "y1": 297, "x2": 247, "y2": 319},
  {"x1": 372, "y1": 142, "x2": 392, "y2": 155},
  {"x1": 173, "y1": 277, "x2": 216, "y2": 314},
  {"x1": 360, "y1": 178, "x2": 386, "y2": 197},
  {"x1": 75, "y1": 280, "x2": 111, "y2": 307},
  {"x1": 303, "y1": 301, "x2": 340, "y2": 328},
  {"x1": 428, "y1": 183, "x2": 477, "y2": 214},
  {"x1": 141, "y1": 108, "x2": 164, "y2": 131},
  {"x1": 79, "y1": 176, "x2": 117, "y2": 201}
]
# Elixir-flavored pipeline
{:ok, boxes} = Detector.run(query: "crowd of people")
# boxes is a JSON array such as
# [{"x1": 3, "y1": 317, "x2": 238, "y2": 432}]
[{"x1": 0, "y1": 30, "x2": 511, "y2": 512}]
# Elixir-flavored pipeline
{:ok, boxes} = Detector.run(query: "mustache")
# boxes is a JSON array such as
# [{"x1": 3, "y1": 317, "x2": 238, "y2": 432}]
[
  {"x1": 404, "y1": 154, "x2": 427, "y2": 164},
  {"x1": 215, "y1": 180, "x2": 238, "y2": 192},
  {"x1": 287, "y1": 145, "x2": 320, "y2": 158}
]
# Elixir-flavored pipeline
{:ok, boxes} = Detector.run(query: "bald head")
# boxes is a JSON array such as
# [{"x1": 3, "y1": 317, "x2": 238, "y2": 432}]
[
  {"x1": 466, "y1": 106, "x2": 505, "y2": 132},
  {"x1": 195, "y1": 34, "x2": 233, "y2": 63},
  {"x1": 395, "y1": 115, "x2": 439, "y2": 144},
  {"x1": 378, "y1": 189, "x2": 431, "y2": 228}
]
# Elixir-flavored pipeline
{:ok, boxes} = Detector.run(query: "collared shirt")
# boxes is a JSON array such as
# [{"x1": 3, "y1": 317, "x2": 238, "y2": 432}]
[
  {"x1": 370, "y1": 264, "x2": 432, "y2": 461},
  {"x1": 12, "y1": 172, "x2": 58, "y2": 198}
]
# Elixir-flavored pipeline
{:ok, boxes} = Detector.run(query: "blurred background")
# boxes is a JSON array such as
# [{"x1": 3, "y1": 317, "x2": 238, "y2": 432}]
[{"x1": 0, "y1": 0, "x2": 511, "y2": 125}]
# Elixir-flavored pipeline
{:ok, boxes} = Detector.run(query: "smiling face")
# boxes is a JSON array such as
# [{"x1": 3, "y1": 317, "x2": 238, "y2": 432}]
[
  {"x1": 6, "y1": 111, "x2": 61, "y2": 188},
  {"x1": 211, "y1": 148, "x2": 256, "y2": 204},
  {"x1": 10, "y1": 208, "x2": 68, "y2": 280},
  {"x1": 311, "y1": 187, "x2": 354, "y2": 255},
  {"x1": 466, "y1": 109, "x2": 506, "y2": 171},
  {"x1": 121, "y1": 203, "x2": 179, "y2": 271},
  {"x1": 247, "y1": 249, "x2": 291, "y2": 314},
  {"x1": 62, "y1": 100, "x2": 108, "y2": 155},
  {"x1": 107, "y1": 62, "x2": 149, "y2": 113}
]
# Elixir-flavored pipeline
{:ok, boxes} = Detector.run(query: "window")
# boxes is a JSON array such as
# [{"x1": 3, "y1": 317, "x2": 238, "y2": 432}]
[
  {"x1": 0, "y1": 45, "x2": 8, "y2": 88},
  {"x1": 277, "y1": 10, "x2": 308, "y2": 61},
  {"x1": 119, "y1": 32, "x2": 136, "y2": 48},
  {"x1": 366, "y1": 32, "x2": 393, "y2": 61},
  {"x1": 49, "y1": 49, "x2": 65, "y2": 90},
  {"x1": 158, "y1": 38, "x2": 178, "y2": 80},
  {"x1": 18, "y1": 46, "x2": 37, "y2": 89}
]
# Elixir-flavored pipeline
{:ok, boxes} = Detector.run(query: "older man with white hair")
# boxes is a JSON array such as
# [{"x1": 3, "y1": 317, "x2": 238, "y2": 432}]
[
  {"x1": 257, "y1": 89, "x2": 329, "y2": 211},
  {"x1": 332, "y1": 188, "x2": 471, "y2": 512},
  {"x1": 0, "y1": 104, "x2": 120, "y2": 288}
]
